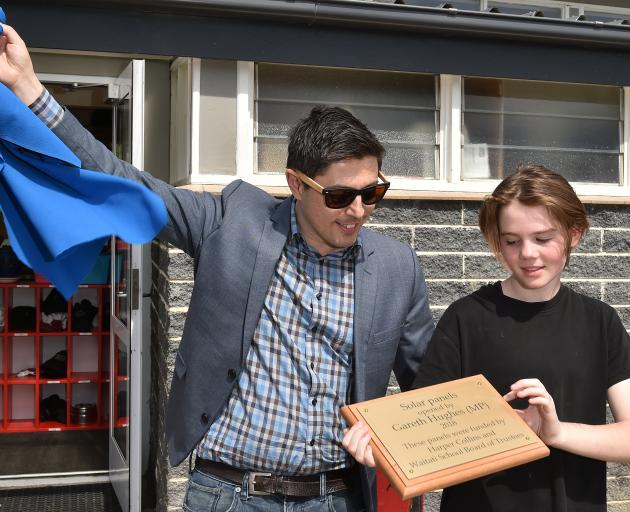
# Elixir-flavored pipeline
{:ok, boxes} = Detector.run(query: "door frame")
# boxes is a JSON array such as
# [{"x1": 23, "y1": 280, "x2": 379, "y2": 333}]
[
  {"x1": 36, "y1": 62, "x2": 146, "y2": 512},
  {"x1": 108, "y1": 59, "x2": 146, "y2": 512}
]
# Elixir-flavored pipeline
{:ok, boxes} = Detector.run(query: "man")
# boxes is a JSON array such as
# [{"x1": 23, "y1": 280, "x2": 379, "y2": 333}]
[{"x1": 0, "y1": 24, "x2": 434, "y2": 511}]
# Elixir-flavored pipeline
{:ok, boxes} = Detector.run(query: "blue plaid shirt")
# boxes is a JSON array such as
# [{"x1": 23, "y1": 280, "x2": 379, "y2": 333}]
[
  {"x1": 198, "y1": 202, "x2": 360, "y2": 474},
  {"x1": 29, "y1": 88, "x2": 64, "y2": 129},
  {"x1": 32, "y1": 90, "x2": 360, "y2": 475}
]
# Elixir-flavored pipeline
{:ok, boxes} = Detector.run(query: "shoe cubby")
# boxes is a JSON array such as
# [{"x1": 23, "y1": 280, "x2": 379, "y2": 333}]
[
  {"x1": 39, "y1": 382, "x2": 68, "y2": 429},
  {"x1": 114, "y1": 380, "x2": 128, "y2": 459},
  {"x1": 71, "y1": 288, "x2": 100, "y2": 333},
  {"x1": 0, "y1": 281, "x2": 112, "y2": 433},
  {"x1": 100, "y1": 335, "x2": 110, "y2": 383},
  {"x1": 71, "y1": 335, "x2": 99, "y2": 382},
  {"x1": 40, "y1": 336, "x2": 68, "y2": 383},
  {"x1": 8, "y1": 336, "x2": 36, "y2": 382},
  {"x1": 7, "y1": 383, "x2": 36, "y2": 431},
  {"x1": 113, "y1": 335, "x2": 129, "y2": 428},
  {"x1": 100, "y1": 382, "x2": 109, "y2": 424},
  {"x1": 71, "y1": 383, "x2": 99, "y2": 426},
  {"x1": 8, "y1": 287, "x2": 36, "y2": 334}
]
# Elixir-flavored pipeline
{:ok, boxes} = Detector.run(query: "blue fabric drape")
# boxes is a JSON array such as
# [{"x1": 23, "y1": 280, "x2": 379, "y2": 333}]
[{"x1": 0, "y1": 83, "x2": 167, "y2": 298}]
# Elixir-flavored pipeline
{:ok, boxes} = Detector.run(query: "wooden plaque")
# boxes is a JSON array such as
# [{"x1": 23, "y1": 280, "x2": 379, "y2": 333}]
[{"x1": 341, "y1": 375, "x2": 549, "y2": 500}]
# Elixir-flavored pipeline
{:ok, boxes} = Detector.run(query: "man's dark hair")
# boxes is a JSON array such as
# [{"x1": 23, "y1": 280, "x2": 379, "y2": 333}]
[{"x1": 287, "y1": 106, "x2": 385, "y2": 178}]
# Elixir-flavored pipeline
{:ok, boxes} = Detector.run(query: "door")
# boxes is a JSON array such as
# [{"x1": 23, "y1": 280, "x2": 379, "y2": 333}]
[{"x1": 108, "y1": 60, "x2": 145, "y2": 512}]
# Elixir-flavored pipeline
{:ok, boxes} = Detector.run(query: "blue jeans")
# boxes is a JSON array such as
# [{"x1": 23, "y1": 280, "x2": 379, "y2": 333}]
[{"x1": 182, "y1": 468, "x2": 366, "y2": 512}]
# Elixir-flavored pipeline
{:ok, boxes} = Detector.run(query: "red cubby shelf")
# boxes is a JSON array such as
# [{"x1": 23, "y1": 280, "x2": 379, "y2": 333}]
[
  {"x1": 0, "y1": 281, "x2": 119, "y2": 433},
  {"x1": 5, "y1": 419, "x2": 37, "y2": 432}
]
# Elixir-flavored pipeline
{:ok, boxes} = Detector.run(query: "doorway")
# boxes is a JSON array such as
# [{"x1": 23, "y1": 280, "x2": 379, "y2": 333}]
[
  {"x1": 0, "y1": 81, "x2": 114, "y2": 475},
  {"x1": 0, "y1": 80, "x2": 121, "y2": 509},
  {"x1": 0, "y1": 76, "x2": 137, "y2": 512},
  {"x1": 0, "y1": 50, "x2": 170, "y2": 510}
]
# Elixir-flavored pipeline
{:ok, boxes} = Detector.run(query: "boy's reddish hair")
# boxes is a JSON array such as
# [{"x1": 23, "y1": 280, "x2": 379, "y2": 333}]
[{"x1": 479, "y1": 165, "x2": 589, "y2": 267}]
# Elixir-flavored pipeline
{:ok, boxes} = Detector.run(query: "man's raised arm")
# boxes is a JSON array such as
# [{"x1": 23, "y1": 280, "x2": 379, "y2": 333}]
[{"x1": 0, "y1": 22, "x2": 43, "y2": 105}]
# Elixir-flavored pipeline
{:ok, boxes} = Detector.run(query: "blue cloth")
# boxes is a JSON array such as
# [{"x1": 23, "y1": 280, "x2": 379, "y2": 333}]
[{"x1": 0, "y1": 83, "x2": 167, "y2": 298}]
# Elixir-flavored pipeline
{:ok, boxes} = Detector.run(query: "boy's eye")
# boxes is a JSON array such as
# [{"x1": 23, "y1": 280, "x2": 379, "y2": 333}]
[
  {"x1": 536, "y1": 238, "x2": 551, "y2": 243},
  {"x1": 505, "y1": 240, "x2": 518, "y2": 246}
]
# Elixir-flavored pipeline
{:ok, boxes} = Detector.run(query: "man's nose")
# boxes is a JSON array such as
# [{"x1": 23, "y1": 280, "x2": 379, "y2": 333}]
[{"x1": 345, "y1": 195, "x2": 365, "y2": 218}]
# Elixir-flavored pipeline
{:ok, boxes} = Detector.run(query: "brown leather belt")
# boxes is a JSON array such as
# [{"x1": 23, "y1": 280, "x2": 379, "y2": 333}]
[{"x1": 194, "y1": 458, "x2": 356, "y2": 497}]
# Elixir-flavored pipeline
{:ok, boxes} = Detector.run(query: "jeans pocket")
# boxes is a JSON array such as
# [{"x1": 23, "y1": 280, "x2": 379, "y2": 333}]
[
  {"x1": 183, "y1": 470, "x2": 240, "y2": 512},
  {"x1": 326, "y1": 490, "x2": 366, "y2": 512}
]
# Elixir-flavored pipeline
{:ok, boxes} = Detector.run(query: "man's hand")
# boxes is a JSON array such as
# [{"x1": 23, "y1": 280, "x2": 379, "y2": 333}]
[
  {"x1": 504, "y1": 378, "x2": 563, "y2": 446},
  {"x1": 342, "y1": 422, "x2": 376, "y2": 467},
  {"x1": 0, "y1": 23, "x2": 42, "y2": 105}
]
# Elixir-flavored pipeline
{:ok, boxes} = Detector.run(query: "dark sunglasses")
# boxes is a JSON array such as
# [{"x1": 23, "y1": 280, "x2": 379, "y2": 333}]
[{"x1": 295, "y1": 170, "x2": 390, "y2": 209}]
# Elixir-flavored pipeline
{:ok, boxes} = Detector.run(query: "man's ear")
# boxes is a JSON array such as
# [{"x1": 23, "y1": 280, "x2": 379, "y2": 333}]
[{"x1": 286, "y1": 169, "x2": 303, "y2": 200}]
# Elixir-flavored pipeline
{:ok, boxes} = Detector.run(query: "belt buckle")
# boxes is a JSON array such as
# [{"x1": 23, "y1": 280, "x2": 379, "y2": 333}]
[{"x1": 247, "y1": 471, "x2": 273, "y2": 496}]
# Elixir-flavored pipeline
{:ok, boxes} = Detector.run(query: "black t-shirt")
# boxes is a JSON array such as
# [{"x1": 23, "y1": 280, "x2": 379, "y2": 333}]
[{"x1": 413, "y1": 282, "x2": 630, "y2": 512}]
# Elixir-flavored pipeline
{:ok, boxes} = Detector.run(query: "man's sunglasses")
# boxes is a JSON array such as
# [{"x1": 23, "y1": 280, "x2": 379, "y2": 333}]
[{"x1": 295, "y1": 170, "x2": 390, "y2": 209}]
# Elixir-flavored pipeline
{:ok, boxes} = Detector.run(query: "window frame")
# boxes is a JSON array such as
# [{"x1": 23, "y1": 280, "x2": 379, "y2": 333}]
[
  {"x1": 459, "y1": 75, "x2": 628, "y2": 193},
  {"x1": 405, "y1": 0, "x2": 630, "y2": 19},
  {"x1": 186, "y1": 60, "x2": 630, "y2": 199},
  {"x1": 481, "y1": 0, "x2": 567, "y2": 17},
  {"x1": 252, "y1": 62, "x2": 442, "y2": 184},
  {"x1": 170, "y1": 57, "x2": 195, "y2": 187}
]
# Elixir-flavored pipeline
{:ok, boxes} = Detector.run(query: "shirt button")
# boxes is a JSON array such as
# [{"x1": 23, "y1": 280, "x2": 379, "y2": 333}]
[
  {"x1": 201, "y1": 413, "x2": 209, "y2": 425},
  {"x1": 310, "y1": 439, "x2": 316, "y2": 446},
  {"x1": 312, "y1": 398, "x2": 317, "y2": 406},
  {"x1": 310, "y1": 362, "x2": 315, "y2": 370},
  {"x1": 316, "y1": 292, "x2": 322, "y2": 300},
  {"x1": 227, "y1": 368, "x2": 237, "y2": 381}
]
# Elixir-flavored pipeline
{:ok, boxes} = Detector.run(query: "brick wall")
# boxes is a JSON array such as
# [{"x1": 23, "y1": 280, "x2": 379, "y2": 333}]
[{"x1": 149, "y1": 199, "x2": 630, "y2": 510}]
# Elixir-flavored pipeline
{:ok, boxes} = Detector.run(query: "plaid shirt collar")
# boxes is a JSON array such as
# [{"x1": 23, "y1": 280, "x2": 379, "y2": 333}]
[{"x1": 290, "y1": 199, "x2": 362, "y2": 261}]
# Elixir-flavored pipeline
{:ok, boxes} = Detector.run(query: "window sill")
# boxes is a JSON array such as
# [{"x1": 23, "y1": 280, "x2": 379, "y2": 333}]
[{"x1": 177, "y1": 182, "x2": 630, "y2": 204}]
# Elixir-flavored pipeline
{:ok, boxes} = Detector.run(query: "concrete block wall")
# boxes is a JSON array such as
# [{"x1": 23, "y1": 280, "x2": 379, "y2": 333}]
[
  {"x1": 150, "y1": 239, "x2": 193, "y2": 512},
  {"x1": 149, "y1": 199, "x2": 630, "y2": 510}
]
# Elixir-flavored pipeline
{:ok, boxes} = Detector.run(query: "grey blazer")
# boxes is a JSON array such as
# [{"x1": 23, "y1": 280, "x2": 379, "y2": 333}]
[{"x1": 53, "y1": 111, "x2": 435, "y2": 511}]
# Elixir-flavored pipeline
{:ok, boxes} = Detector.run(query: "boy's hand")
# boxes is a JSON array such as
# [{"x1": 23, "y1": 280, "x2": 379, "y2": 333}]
[{"x1": 504, "y1": 378, "x2": 564, "y2": 446}]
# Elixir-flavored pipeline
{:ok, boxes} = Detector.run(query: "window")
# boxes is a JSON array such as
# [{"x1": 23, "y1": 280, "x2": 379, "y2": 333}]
[
  {"x1": 182, "y1": 59, "x2": 630, "y2": 198},
  {"x1": 462, "y1": 78, "x2": 622, "y2": 184},
  {"x1": 583, "y1": 10, "x2": 630, "y2": 24},
  {"x1": 486, "y1": 2, "x2": 562, "y2": 17},
  {"x1": 390, "y1": 0, "x2": 630, "y2": 21},
  {"x1": 399, "y1": 0, "x2": 480, "y2": 9},
  {"x1": 256, "y1": 63, "x2": 439, "y2": 178}
]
